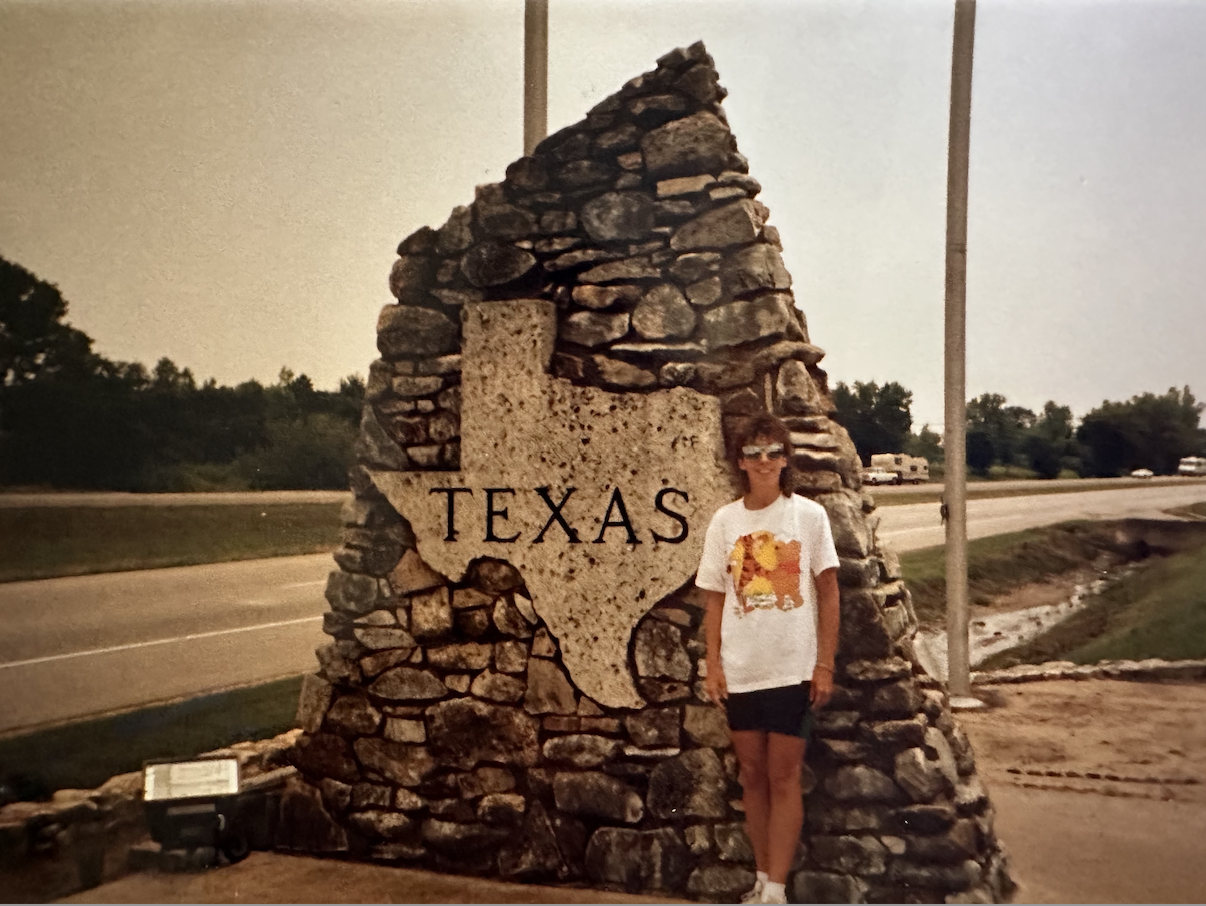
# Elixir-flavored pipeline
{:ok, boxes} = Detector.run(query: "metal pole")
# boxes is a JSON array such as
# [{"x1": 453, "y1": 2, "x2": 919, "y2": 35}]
[
  {"x1": 944, "y1": 0, "x2": 976, "y2": 700},
  {"x1": 523, "y1": 0, "x2": 548, "y2": 156}
]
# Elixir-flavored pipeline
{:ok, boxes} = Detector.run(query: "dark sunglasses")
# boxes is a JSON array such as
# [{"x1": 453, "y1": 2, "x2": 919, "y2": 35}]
[{"x1": 741, "y1": 443, "x2": 786, "y2": 460}]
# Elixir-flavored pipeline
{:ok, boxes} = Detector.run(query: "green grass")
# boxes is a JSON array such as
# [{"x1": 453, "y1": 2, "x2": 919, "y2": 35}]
[
  {"x1": 0, "y1": 504, "x2": 343, "y2": 582},
  {"x1": 871, "y1": 475, "x2": 1197, "y2": 507},
  {"x1": 978, "y1": 535, "x2": 1206, "y2": 669},
  {"x1": 0, "y1": 677, "x2": 304, "y2": 801},
  {"x1": 899, "y1": 521, "x2": 1136, "y2": 625}
]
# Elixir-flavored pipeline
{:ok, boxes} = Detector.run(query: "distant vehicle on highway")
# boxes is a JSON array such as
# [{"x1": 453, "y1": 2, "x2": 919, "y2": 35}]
[
  {"x1": 1130, "y1": 468, "x2": 1154, "y2": 479},
  {"x1": 869, "y1": 453, "x2": 930, "y2": 484},
  {"x1": 861, "y1": 466, "x2": 898, "y2": 486},
  {"x1": 1178, "y1": 456, "x2": 1206, "y2": 477}
]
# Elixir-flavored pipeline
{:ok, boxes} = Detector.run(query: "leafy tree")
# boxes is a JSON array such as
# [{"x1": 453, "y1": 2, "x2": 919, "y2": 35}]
[
  {"x1": 832, "y1": 381, "x2": 914, "y2": 464},
  {"x1": 965, "y1": 393, "x2": 1034, "y2": 469},
  {"x1": 905, "y1": 424, "x2": 944, "y2": 465},
  {"x1": 0, "y1": 256, "x2": 100, "y2": 387},
  {"x1": 1077, "y1": 387, "x2": 1204, "y2": 476},
  {"x1": 1020, "y1": 401, "x2": 1079, "y2": 478}
]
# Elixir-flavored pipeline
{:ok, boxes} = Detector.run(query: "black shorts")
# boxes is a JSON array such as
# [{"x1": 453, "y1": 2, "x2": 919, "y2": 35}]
[{"x1": 724, "y1": 682, "x2": 813, "y2": 739}]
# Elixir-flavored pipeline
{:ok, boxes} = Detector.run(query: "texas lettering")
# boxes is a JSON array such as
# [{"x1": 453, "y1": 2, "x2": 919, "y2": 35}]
[{"x1": 429, "y1": 486, "x2": 690, "y2": 545}]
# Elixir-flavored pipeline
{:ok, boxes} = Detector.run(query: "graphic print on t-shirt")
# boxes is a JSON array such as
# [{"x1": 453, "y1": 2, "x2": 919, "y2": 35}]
[{"x1": 726, "y1": 530, "x2": 803, "y2": 614}]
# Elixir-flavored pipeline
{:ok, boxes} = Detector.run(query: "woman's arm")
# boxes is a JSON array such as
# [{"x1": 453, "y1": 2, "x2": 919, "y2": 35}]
[
  {"x1": 703, "y1": 589, "x2": 727, "y2": 705},
  {"x1": 811, "y1": 566, "x2": 840, "y2": 707}
]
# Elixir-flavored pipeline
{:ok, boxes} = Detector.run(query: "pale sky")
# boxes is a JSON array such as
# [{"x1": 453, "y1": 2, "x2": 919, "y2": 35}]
[{"x1": 2, "y1": 0, "x2": 1203, "y2": 429}]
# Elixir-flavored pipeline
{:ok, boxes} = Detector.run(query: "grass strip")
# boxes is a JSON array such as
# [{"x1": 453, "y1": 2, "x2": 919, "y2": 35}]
[
  {"x1": 0, "y1": 677, "x2": 304, "y2": 802},
  {"x1": 899, "y1": 521, "x2": 1135, "y2": 626},
  {"x1": 0, "y1": 504, "x2": 342, "y2": 583},
  {"x1": 978, "y1": 533, "x2": 1206, "y2": 668},
  {"x1": 870, "y1": 476, "x2": 1196, "y2": 507}
]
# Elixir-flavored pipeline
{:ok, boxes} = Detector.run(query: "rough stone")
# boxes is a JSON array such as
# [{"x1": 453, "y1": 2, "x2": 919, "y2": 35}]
[
  {"x1": 421, "y1": 819, "x2": 510, "y2": 854},
  {"x1": 377, "y1": 304, "x2": 459, "y2": 358},
  {"x1": 325, "y1": 694, "x2": 382, "y2": 736},
  {"x1": 290, "y1": 733, "x2": 360, "y2": 785},
  {"x1": 426, "y1": 642, "x2": 492, "y2": 672},
  {"x1": 410, "y1": 587, "x2": 453, "y2": 640},
  {"x1": 476, "y1": 203, "x2": 538, "y2": 241},
  {"x1": 634, "y1": 619, "x2": 692, "y2": 681},
  {"x1": 703, "y1": 293, "x2": 800, "y2": 348},
  {"x1": 632, "y1": 284, "x2": 696, "y2": 340},
  {"x1": 579, "y1": 256, "x2": 661, "y2": 283},
  {"x1": 427, "y1": 699, "x2": 540, "y2": 769},
  {"x1": 687, "y1": 865, "x2": 757, "y2": 898},
  {"x1": 624, "y1": 708, "x2": 681, "y2": 748},
  {"x1": 347, "y1": 810, "x2": 414, "y2": 841},
  {"x1": 590, "y1": 355, "x2": 658, "y2": 390},
  {"x1": 457, "y1": 766, "x2": 517, "y2": 799},
  {"x1": 542, "y1": 734, "x2": 623, "y2": 768},
  {"x1": 713, "y1": 822, "x2": 754, "y2": 861},
  {"x1": 554, "y1": 772, "x2": 644, "y2": 824},
  {"x1": 925, "y1": 727, "x2": 962, "y2": 788},
  {"x1": 641, "y1": 111, "x2": 733, "y2": 179},
  {"x1": 353, "y1": 738, "x2": 435, "y2": 787},
  {"x1": 628, "y1": 92, "x2": 689, "y2": 127},
  {"x1": 571, "y1": 284, "x2": 643, "y2": 310},
  {"x1": 846, "y1": 657, "x2": 913, "y2": 682},
  {"x1": 870, "y1": 679, "x2": 926, "y2": 719},
  {"x1": 353, "y1": 627, "x2": 417, "y2": 651},
  {"x1": 460, "y1": 241, "x2": 537, "y2": 288},
  {"x1": 525, "y1": 658, "x2": 578, "y2": 715},
  {"x1": 647, "y1": 748, "x2": 727, "y2": 819},
  {"x1": 887, "y1": 859, "x2": 979, "y2": 893},
  {"x1": 494, "y1": 640, "x2": 530, "y2": 674},
  {"x1": 907, "y1": 819, "x2": 979, "y2": 864},
  {"x1": 685, "y1": 275, "x2": 723, "y2": 307},
  {"x1": 315, "y1": 640, "x2": 364, "y2": 685},
  {"x1": 774, "y1": 359, "x2": 827, "y2": 416},
  {"x1": 682, "y1": 703, "x2": 730, "y2": 747},
  {"x1": 325, "y1": 571, "x2": 382, "y2": 617},
  {"x1": 671, "y1": 199, "x2": 765, "y2": 251},
  {"x1": 722, "y1": 243, "x2": 791, "y2": 296},
  {"x1": 811, "y1": 834, "x2": 888, "y2": 876},
  {"x1": 383, "y1": 718, "x2": 426, "y2": 744},
  {"x1": 470, "y1": 670, "x2": 526, "y2": 703},
  {"x1": 824, "y1": 765, "x2": 904, "y2": 804},
  {"x1": 581, "y1": 191, "x2": 655, "y2": 242},
  {"x1": 792, "y1": 870, "x2": 868, "y2": 905},
  {"x1": 561, "y1": 310, "x2": 631, "y2": 348},
  {"x1": 895, "y1": 747, "x2": 951, "y2": 803},
  {"x1": 669, "y1": 251, "x2": 722, "y2": 283},
  {"x1": 296, "y1": 674, "x2": 333, "y2": 734},
  {"x1": 368, "y1": 667, "x2": 448, "y2": 702},
  {"x1": 860, "y1": 718, "x2": 927, "y2": 750}
]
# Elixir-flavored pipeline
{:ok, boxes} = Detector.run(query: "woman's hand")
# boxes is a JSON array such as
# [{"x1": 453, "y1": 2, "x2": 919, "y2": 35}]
[
  {"x1": 810, "y1": 665, "x2": 834, "y2": 709},
  {"x1": 706, "y1": 660, "x2": 728, "y2": 706}
]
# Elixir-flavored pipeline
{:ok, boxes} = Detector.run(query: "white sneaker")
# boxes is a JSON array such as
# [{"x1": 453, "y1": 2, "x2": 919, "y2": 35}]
[
  {"x1": 739, "y1": 878, "x2": 764, "y2": 904},
  {"x1": 760, "y1": 884, "x2": 788, "y2": 904}
]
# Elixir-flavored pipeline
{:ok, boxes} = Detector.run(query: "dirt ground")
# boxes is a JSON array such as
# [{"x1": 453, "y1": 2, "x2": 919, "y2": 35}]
[{"x1": 959, "y1": 678, "x2": 1206, "y2": 903}]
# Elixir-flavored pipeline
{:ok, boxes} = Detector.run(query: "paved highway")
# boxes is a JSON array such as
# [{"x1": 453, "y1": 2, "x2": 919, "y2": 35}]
[{"x1": 2, "y1": 482, "x2": 1205, "y2": 734}]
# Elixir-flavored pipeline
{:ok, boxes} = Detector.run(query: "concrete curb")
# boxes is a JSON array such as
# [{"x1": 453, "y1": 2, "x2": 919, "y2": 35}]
[{"x1": 973, "y1": 657, "x2": 1206, "y2": 686}]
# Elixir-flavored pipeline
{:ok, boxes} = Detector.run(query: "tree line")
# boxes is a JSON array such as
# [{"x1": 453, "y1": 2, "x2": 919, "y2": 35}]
[
  {"x1": 834, "y1": 380, "x2": 1206, "y2": 479},
  {"x1": 3, "y1": 254, "x2": 1203, "y2": 490},
  {"x1": 1, "y1": 255, "x2": 363, "y2": 491}
]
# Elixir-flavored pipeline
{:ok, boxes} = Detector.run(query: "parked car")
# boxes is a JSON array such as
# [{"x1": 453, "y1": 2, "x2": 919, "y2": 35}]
[
  {"x1": 1178, "y1": 456, "x2": 1206, "y2": 476},
  {"x1": 1130, "y1": 468, "x2": 1154, "y2": 478},
  {"x1": 861, "y1": 466, "x2": 898, "y2": 486}
]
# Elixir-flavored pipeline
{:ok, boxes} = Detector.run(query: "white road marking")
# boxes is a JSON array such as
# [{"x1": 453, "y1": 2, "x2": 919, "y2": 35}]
[{"x1": 0, "y1": 616, "x2": 322, "y2": 670}]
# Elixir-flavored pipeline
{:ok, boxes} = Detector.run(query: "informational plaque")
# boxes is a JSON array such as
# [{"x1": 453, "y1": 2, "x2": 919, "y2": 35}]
[{"x1": 143, "y1": 757, "x2": 239, "y2": 802}]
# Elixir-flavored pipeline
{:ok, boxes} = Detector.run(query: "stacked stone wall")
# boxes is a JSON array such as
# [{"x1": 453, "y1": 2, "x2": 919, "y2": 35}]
[{"x1": 291, "y1": 42, "x2": 1015, "y2": 903}]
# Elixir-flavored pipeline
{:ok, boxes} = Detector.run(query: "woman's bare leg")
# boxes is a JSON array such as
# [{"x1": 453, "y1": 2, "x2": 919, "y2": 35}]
[
  {"x1": 764, "y1": 732, "x2": 807, "y2": 883},
  {"x1": 730, "y1": 729, "x2": 771, "y2": 873}
]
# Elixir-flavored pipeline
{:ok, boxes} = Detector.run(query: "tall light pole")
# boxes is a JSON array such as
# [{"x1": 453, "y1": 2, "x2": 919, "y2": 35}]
[
  {"x1": 523, "y1": 0, "x2": 548, "y2": 156},
  {"x1": 944, "y1": 0, "x2": 978, "y2": 703}
]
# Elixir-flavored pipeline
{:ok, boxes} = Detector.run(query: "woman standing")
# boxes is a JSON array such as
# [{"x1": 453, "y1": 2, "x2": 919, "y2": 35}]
[{"x1": 696, "y1": 414, "x2": 841, "y2": 904}]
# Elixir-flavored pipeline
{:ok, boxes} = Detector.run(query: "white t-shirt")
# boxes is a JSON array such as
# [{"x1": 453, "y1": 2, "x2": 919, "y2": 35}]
[{"x1": 696, "y1": 493, "x2": 840, "y2": 693}]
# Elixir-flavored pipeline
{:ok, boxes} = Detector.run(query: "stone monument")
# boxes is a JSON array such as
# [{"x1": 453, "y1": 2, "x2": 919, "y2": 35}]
[{"x1": 287, "y1": 42, "x2": 1015, "y2": 903}]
